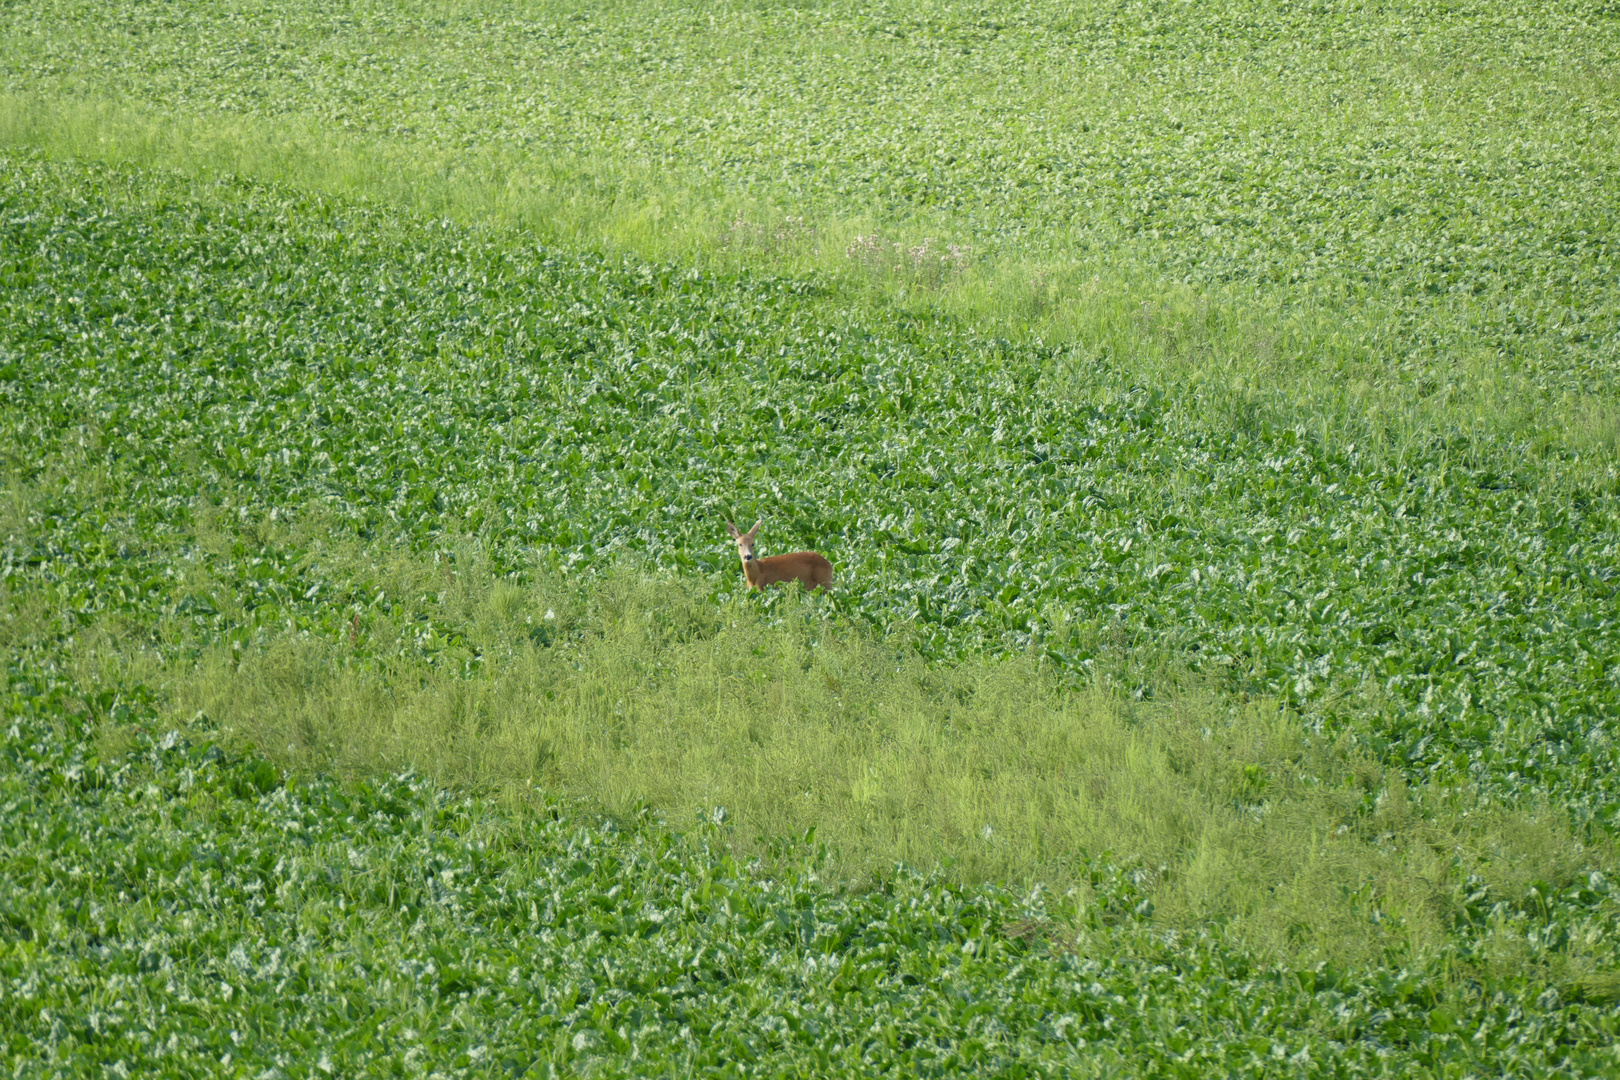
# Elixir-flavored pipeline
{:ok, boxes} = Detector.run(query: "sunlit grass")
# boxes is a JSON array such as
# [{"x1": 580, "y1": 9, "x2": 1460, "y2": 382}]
[{"x1": 44, "y1": 542, "x2": 1603, "y2": 982}]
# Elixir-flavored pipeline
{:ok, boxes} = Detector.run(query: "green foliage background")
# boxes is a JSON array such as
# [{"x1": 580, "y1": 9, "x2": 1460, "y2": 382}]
[{"x1": 2, "y1": 0, "x2": 1620, "y2": 1074}]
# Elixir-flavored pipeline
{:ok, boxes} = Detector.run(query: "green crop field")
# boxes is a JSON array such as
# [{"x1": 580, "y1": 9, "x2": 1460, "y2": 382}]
[{"x1": 3, "y1": 0, "x2": 1620, "y2": 1075}]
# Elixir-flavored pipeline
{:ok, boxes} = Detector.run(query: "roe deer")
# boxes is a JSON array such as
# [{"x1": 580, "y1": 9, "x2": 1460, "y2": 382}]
[{"x1": 726, "y1": 520, "x2": 833, "y2": 591}]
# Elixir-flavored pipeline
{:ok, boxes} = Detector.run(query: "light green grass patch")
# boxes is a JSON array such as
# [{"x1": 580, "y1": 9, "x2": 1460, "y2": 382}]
[
  {"x1": 11, "y1": 692, "x2": 1615, "y2": 1076},
  {"x1": 76, "y1": 559, "x2": 1592, "y2": 979}
]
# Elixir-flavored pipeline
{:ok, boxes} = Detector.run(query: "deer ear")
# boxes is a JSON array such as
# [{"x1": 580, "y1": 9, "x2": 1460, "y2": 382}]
[
  {"x1": 726, "y1": 520, "x2": 741, "y2": 539},
  {"x1": 746, "y1": 520, "x2": 762, "y2": 540}
]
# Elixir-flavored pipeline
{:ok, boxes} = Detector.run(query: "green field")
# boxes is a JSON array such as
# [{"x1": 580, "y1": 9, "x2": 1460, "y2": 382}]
[{"x1": 4, "y1": 0, "x2": 1620, "y2": 1074}]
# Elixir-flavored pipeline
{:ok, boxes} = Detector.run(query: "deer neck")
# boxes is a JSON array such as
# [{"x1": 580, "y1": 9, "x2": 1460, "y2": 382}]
[{"x1": 741, "y1": 556, "x2": 765, "y2": 587}]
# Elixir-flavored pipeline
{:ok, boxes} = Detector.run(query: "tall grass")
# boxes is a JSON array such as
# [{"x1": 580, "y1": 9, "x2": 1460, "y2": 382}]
[
  {"x1": 55, "y1": 546, "x2": 1609, "y2": 977},
  {"x1": 14, "y1": 428, "x2": 1611, "y2": 981}
]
